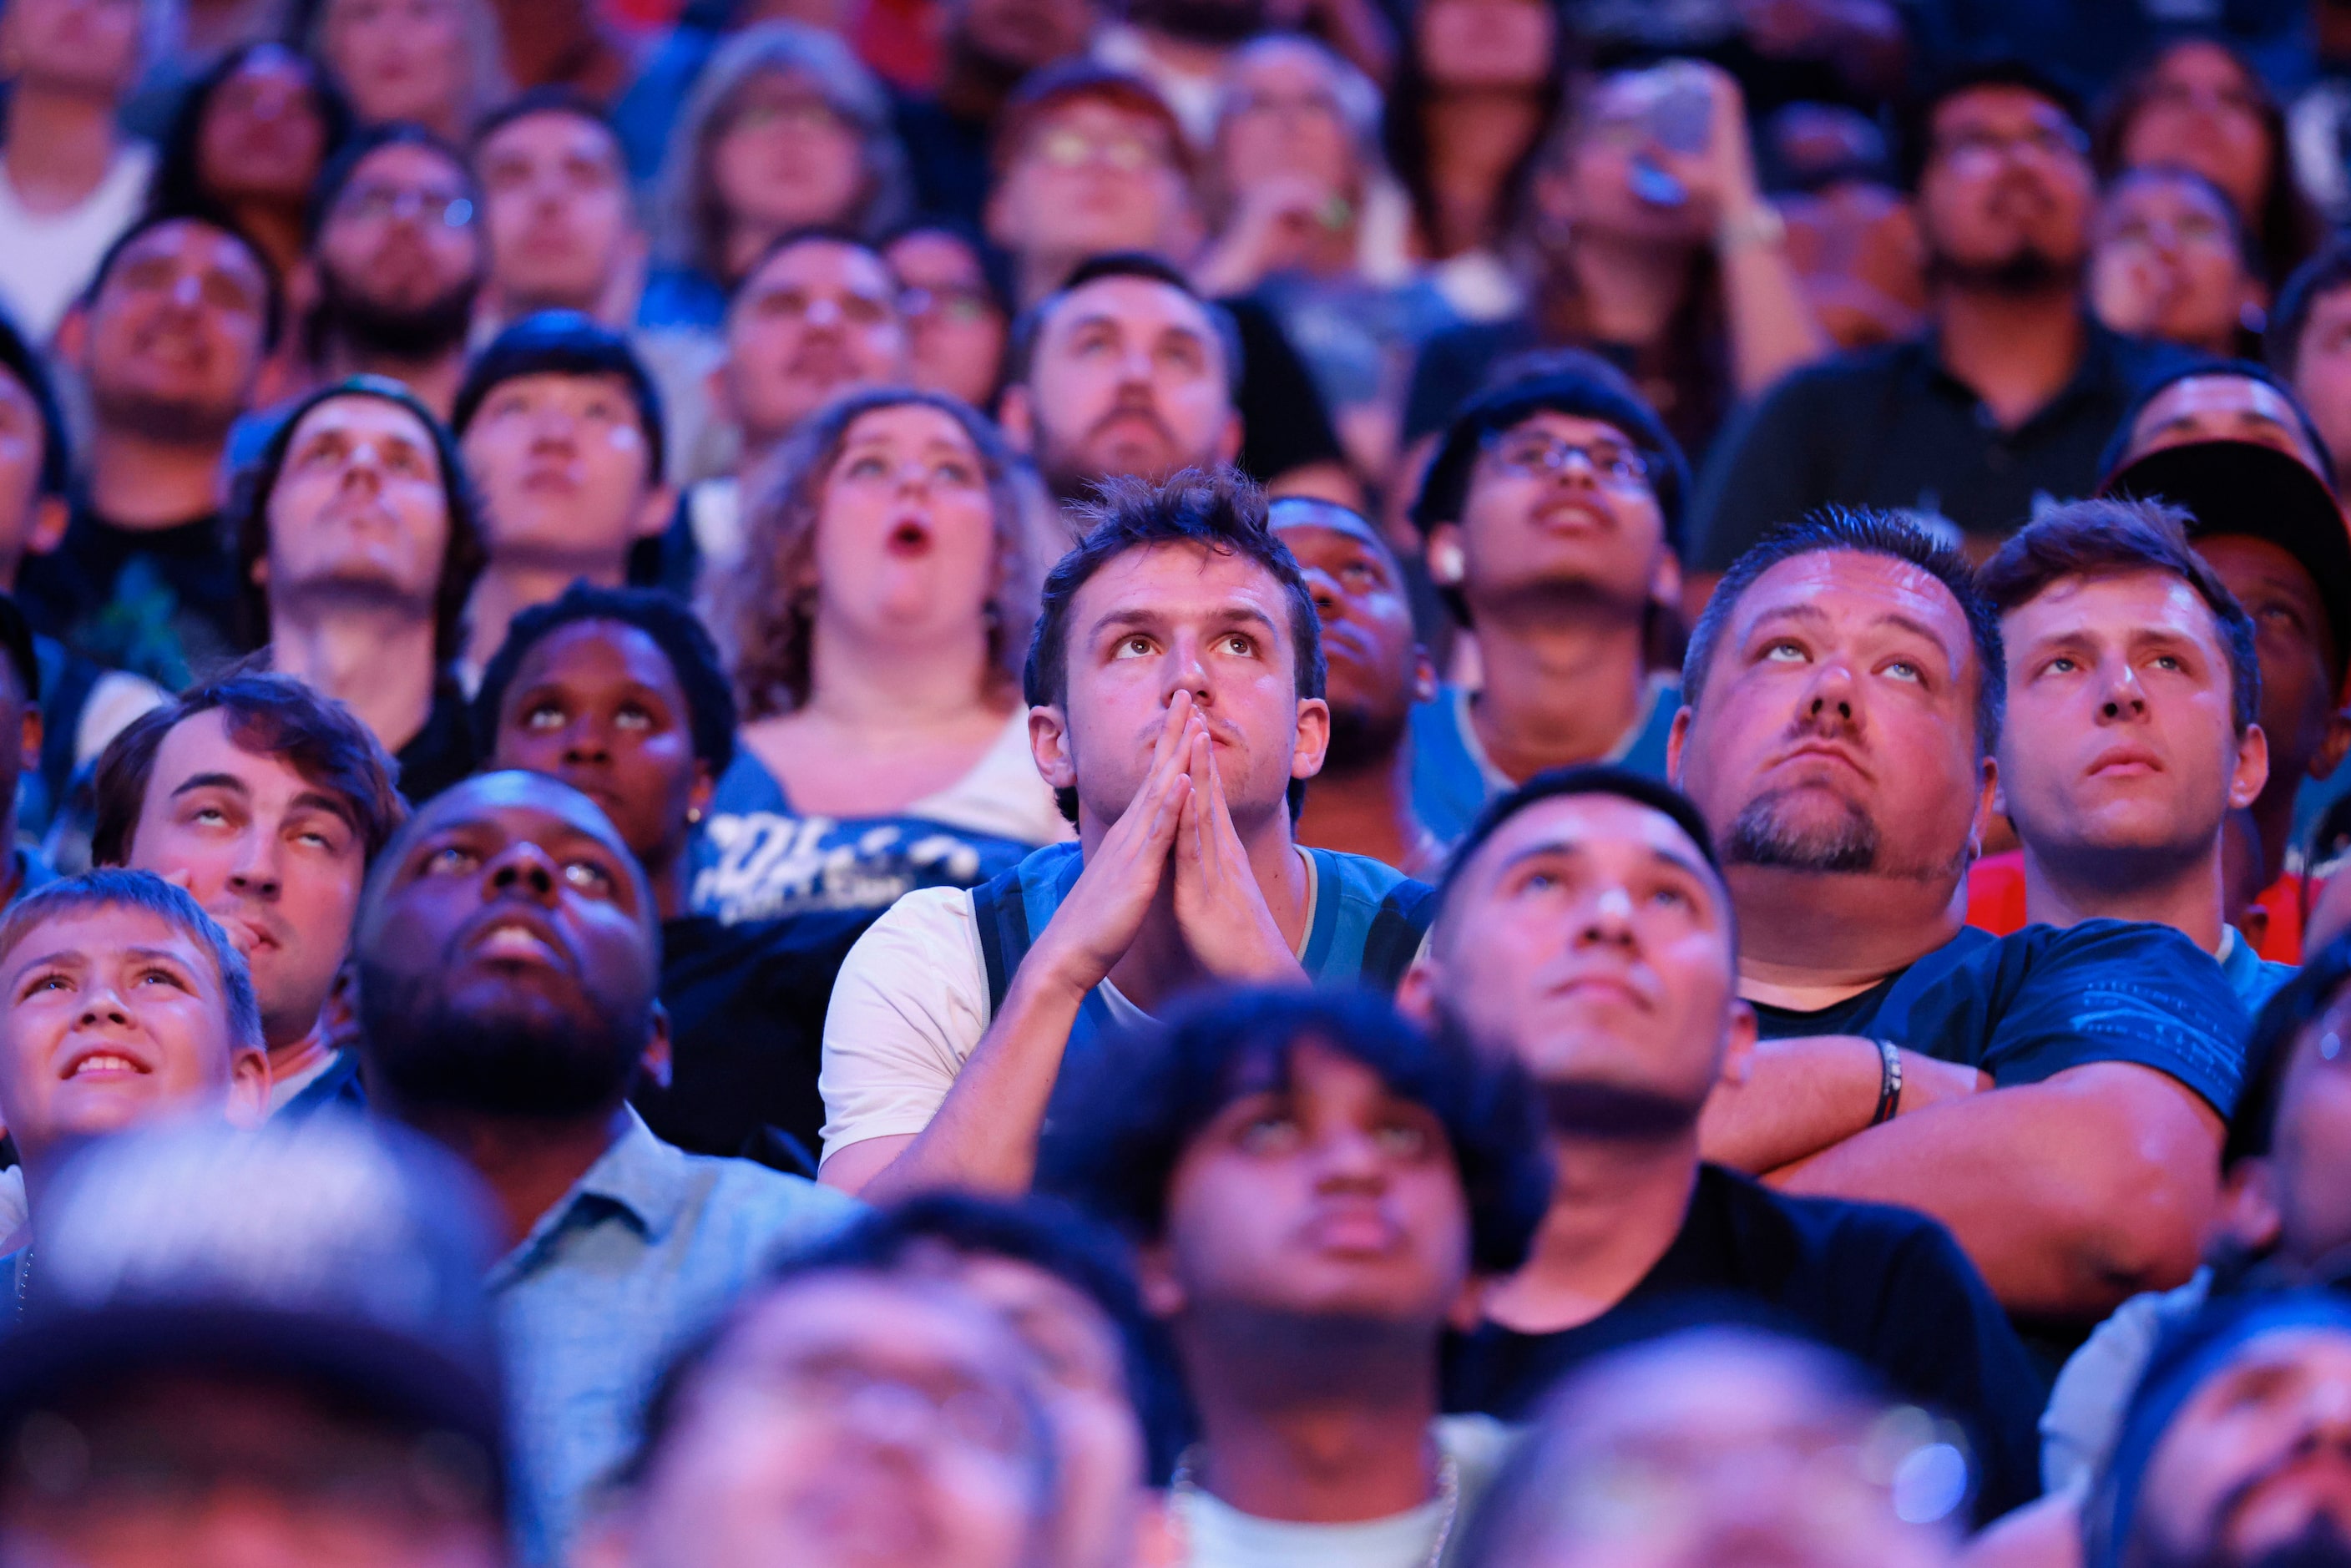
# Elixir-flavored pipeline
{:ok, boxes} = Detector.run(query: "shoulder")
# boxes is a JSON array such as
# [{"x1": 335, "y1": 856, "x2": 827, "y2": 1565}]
[
  {"x1": 1713, "y1": 1164, "x2": 1969, "y2": 1271},
  {"x1": 1752, "y1": 340, "x2": 1917, "y2": 407},
  {"x1": 672, "y1": 1148, "x2": 862, "y2": 1253},
  {"x1": 844, "y1": 886, "x2": 983, "y2": 964}
]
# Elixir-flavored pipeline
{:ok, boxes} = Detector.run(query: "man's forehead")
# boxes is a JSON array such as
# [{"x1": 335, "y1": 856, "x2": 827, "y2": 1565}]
[
  {"x1": 1742, "y1": 549, "x2": 1972, "y2": 647},
  {"x1": 115, "y1": 222, "x2": 257, "y2": 281},
  {"x1": 3, "y1": 906, "x2": 209, "y2": 978},
  {"x1": 1049, "y1": 277, "x2": 1213, "y2": 343},
  {"x1": 750, "y1": 242, "x2": 892, "y2": 296},
  {"x1": 151, "y1": 710, "x2": 316, "y2": 797},
  {"x1": 351, "y1": 143, "x2": 467, "y2": 190},
  {"x1": 2142, "y1": 376, "x2": 2296, "y2": 428},
  {"x1": 1474, "y1": 792, "x2": 1716, "y2": 885},
  {"x1": 1078, "y1": 541, "x2": 1287, "y2": 618},
  {"x1": 290, "y1": 393, "x2": 434, "y2": 450},
  {"x1": 1935, "y1": 83, "x2": 2070, "y2": 134},
  {"x1": 402, "y1": 773, "x2": 624, "y2": 855},
  {"x1": 2004, "y1": 568, "x2": 2217, "y2": 640},
  {"x1": 1271, "y1": 505, "x2": 1386, "y2": 557},
  {"x1": 483, "y1": 109, "x2": 620, "y2": 165}
]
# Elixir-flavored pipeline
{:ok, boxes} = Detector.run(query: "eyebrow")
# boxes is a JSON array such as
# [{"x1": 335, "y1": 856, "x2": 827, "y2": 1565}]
[
  {"x1": 1088, "y1": 604, "x2": 1282, "y2": 642},
  {"x1": 168, "y1": 772, "x2": 251, "y2": 801},
  {"x1": 1491, "y1": 837, "x2": 1719, "y2": 893}
]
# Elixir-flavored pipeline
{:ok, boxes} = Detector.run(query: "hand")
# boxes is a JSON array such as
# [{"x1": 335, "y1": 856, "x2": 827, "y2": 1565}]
[
  {"x1": 1171, "y1": 725, "x2": 1308, "y2": 983},
  {"x1": 1646, "y1": 60, "x2": 1762, "y2": 232},
  {"x1": 1025, "y1": 695, "x2": 1198, "y2": 999},
  {"x1": 1204, "y1": 175, "x2": 1346, "y2": 292}
]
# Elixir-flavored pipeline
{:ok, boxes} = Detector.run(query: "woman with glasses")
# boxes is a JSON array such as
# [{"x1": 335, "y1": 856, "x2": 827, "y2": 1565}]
[
  {"x1": 695, "y1": 387, "x2": 1069, "y2": 928},
  {"x1": 885, "y1": 225, "x2": 1013, "y2": 412},
  {"x1": 2090, "y1": 165, "x2": 2265, "y2": 359}
]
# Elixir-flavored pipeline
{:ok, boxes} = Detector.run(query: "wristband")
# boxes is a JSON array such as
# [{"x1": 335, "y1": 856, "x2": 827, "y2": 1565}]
[{"x1": 1871, "y1": 1038, "x2": 1903, "y2": 1126}]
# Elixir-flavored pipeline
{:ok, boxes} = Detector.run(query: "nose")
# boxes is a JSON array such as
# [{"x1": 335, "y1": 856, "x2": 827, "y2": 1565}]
[
  {"x1": 801, "y1": 297, "x2": 845, "y2": 331},
  {"x1": 2099, "y1": 661, "x2": 2148, "y2": 721},
  {"x1": 1162, "y1": 640, "x2": 1211, "y2": 707},
  {"x1": 1301, "y1": 565, "x2": 1342, "y2": 620},
  {"x1": 77, "y1": 984, "x2": 130, "y2": 1030},
  {"x1": 1312, "y1": 1121, "x2": 1389, "y2": 1186},
  {"x1": 1801, "y1": 660, "x2": 1859, "y2": 729},
  {"x1": 561, "y1": 713, "x2": 610, "y2": 764},
  {"x1": 1575, "y1": 884, "x2": 1637, "y2": 948},
  {"x1": 226, "y1": 830, "x2": 284, "y2": 898},
  {"x1": 483, "y1": 840, "x2": 562, "y2": 906}
]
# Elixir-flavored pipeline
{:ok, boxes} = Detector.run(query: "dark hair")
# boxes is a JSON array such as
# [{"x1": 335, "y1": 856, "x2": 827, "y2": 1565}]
[
  {"x1": 2101, "y1": 164, "x2": 2255, "y2": 271},
  {"x1": 1005, "y1": 250, "x2": 1245, "y2": 398},
  {"x1": 1024, "y1": 468, "x2": 1323, "y2": 823},
  {"x1": 450, "y1": 310, "x2": 668, "y2": 485},
  {"x1": 82, "y1": 205, "x2": 286, "y2": 352},
  {"x1": 0, "y1": 308, "x2": 68, "y2": 498},
  {"x1": 471, "y1": 582, "x2": 737, "y2": 776},
  {"x1": 2223, "y1": 933, "x2": 2351, "y2": 1171},
  {"x1": 2096, "y1": 356, "x2": 2335, "y2": 488},
  {"x1": 1379, "y1": 0, "x2": 1573, "y2": 260},
  {"x1": 1902, "y1": 56, "x2": 2087, "y2": 189},
  {"x1": 727, "y1": 224, "x2": 892, "y2": 311},
  {"x1": 0, "y1": 592, "x2": 38, "y2": 706},
  {"x1": 90, "y1": 668, "x2": 407, "y2": 868},
  {"x1": 1977, "y1": 497, "x2": 2262, "y2": 734},
  {"x1": 1038, "y1": 986, "x2": 1552, "y2": 1278},
  {"x1": 2268, "y1": 240, "x2": 2351, "y2": 385},
  {"x1": 1435, "y1": 764, "x2": 1724, "y2": 932},
  {"x1": 0, "y1": 869, "x2": 262, "y2": 1050},
  {"x1": 776, "y1": 1192, "x2": 1190, "y2": 1484},
  {"x1": 148, "y1": 42, "x2": 355, "y2": 225},
  {"x1": 1684, "y1": 508, "x2": 2006, "y2": 756},
  {"x1": 231, "y1": 376, "x2": 488, "y2": 670},
  {"x1": 2091, "y1": 34, "x2": 2323, "y2": 291},
  {"x1": 467, "y1": 83, "x2": 621, "y2": 162},
  {"x1": 306, "y1": 121, "x2": 478, "y2": 246}
]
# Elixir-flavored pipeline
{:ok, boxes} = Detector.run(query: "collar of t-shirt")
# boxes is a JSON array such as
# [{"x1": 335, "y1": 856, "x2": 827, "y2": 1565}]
[
  {"x1": 1096, "y1": 846, "x2": 1323, "y2": 1026},
  {"x1": 1915, "y1": 316, "x2": 2126, "y2": 433},
  {"x1": 1176, "y1": 1487, "x2": 1449, "y2": 1568}
]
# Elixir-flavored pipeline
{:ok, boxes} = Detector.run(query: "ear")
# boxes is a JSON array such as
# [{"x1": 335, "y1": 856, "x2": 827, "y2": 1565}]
[
  {"x1": 251, "y1": 550, "x2": 270, "y2": 589},
  {"x1": 225, "y1": 1043, "x2": 272, "y2": 1129},
  {"x1": 1968, "y1": 753, "x2": 1998, "y2": 862},
  {"x1": 1394, "y1": 957, "x2": 1437, "y2": 1026},
  {"x1": 640, "y1": 999, "x2": 673, "y2": 1091},
  {"x1": 1133, "y1": 1238, "x2": 1186, "y2": 1318},
  {"x1": 2217, "y1": 1156, "x2": 2284, "y2": 1256},
  {"x1": 1990, "y1": 766, "x2": 2008, "y2": 819},
  {"x1": 983, "y1": 180, "x2": 1017, "y2": 252},
  {"x1": 1445, "y1": 1272, "x2": 1489, "y2": 1333},
  {"x1": 18, "y1": 704, "x2": 40, "y2": 780},
  {"x1": 1409, "y1": 643, "x2": 1438, "y2": 706},
  {"x1": 24, "y1": 494, "x2": 67, "y2": 558},
  {"x1": 688, "y1": 760, "x2": 717, "y2": 824},
  {"x1": 634, "y1": 483, "x2": 678, "y2": 542},
  {"x1": 53, "y1": 306, "x2": 88, "y2": 371},
  {"x1": 2230, "y1": 721, "x2": 2272, "y2": 811},
  {"x1": 1029, "y1": 703, "x2": 1076, "y2": 795},
  {"x1": 1425, "y1": 522, "x2": 1464, "y2": 587},
  {"x1": 1715, "y1": 998, "x2": 1758, "y2": 1087},
  {"x1": 1289, "y1": 695, "x2": 1330, "y2": 784},
  {"x1": 1215, "y1": 407, "x2": 1242, "y2": 466},
  {"x1": 999, "y1": 382, "x2": 1037, "y2": 454},
  {"x1": 1665, "y1": 703, "x2": 1691, "y2": 787},
  {"x1": 2313, "y1": 707, "x2": 2351, "y2": 782},
  {"x1": 705, "y1": 360, "x2": 734, "y2": 427},
  {"x1": 1650, "y1": 548, "x2": 1684, "y2": 609}
]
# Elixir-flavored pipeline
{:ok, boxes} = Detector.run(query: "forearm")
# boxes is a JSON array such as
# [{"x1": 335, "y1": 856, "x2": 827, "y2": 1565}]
[
  {"x1": 1698, "y1": 1036, "x2": 1984, "y2": 1174},
  {"x1": 1718, "y1": 211, "x2": 1832, "y2": 396}
]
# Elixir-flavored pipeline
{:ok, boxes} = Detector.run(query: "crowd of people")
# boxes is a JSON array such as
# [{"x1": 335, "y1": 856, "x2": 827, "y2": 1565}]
[{"x1": 10, "y1": 1, "x2": 2351, "y2": 1566}]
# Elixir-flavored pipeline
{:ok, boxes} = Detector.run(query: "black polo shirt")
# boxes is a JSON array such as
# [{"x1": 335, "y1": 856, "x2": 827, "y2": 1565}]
[
  {"x1": 1443, "y1": 1163, "x2": 2047, "y2": 1523},
  {"x1": 1689, "y1": 321, "x2": 2188, "y2": 572}
]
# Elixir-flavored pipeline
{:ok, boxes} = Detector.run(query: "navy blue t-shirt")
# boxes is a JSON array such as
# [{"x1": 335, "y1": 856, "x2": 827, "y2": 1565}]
[{"x1": 1752, "y1": 921, "x2": 2249, "y2": 1117}]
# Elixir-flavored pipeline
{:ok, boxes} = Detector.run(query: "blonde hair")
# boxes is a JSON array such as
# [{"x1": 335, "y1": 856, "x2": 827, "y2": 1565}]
[{"x1": 726, "y1": 388, "x2": 1060, "y2": 721}]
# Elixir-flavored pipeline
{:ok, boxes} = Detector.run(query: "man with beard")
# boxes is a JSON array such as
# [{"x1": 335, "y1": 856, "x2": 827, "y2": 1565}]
[
  {"x1": 1670, "y1": 509, "x2": 2248, "y2": 1329},
  {"x1": 2083, "y1": 1294, "x2": 2351, "y2": 1568},
  {"x1": 1270, "y1": 495, "x2": 1443, "y2": 875},
  {"x1": 1039, "y1": 985, "x2": 1550, "y2": 1568},
  {"x1": 1408, "y1": 369, "x2": 1688, "y2": 843},
  {"x1": 1396, "y1": 766, "x2": 2044, "y2": 1520},
  {"x1": 20, "y1": 212, "x2": 276, "y2": 689},
  {"x1": 1691, "y1": 60, "x2": 2184, "y2": 573},
  {"x1": 351, "y1": 769, "x2": 855, "y2": 1566},
  {"x1": 234, "y1": 377, "x2": 488, "y2": 802}
]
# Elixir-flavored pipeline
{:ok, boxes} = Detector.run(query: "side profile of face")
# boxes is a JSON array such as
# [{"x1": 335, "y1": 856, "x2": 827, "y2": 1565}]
[
  {"x1": 721, "y1": 240, "x2": 909, "y2": 453},
  {"x1": 120, "y1": 709, "x2": 369, "y2": 1053},
  {"x1": 198, "y1": 47, "x2": 334, "y2": 208},
  {"x1": 1996, "y1": 569, "x2": 2264, "y2": 877},
  {"x1": 1671, "y1": 550, "x2": 1989, "y2": 889},
  {"x1": 477, "y1": 109, "x2": 639, "y2": 316},
  {"x1": 462, "y1": 370, "x2": 665, "y2": 574},
  {"x1": 1514, "y1": 1335, "x2": 1959, "y2": 1568},
  {"x1": 953, "y1": 0, "x2": 1095, "y2": 74},
  {"x1": 1915, "y1": 85, "x2": 2094, "y2": 285},
  {"x1": 2091, "y1": 172, "x2": 2253, "y2": 356},
  {"x1": 1147, "y1": 1039, "x2": 1473, "y2": 1330},
  {"x1": 315, "y1": 142, "x2": 484, "y2": 329},
  {"x1": 318, "y1": 0, "x2": 470, "y2": 132},
  {"x1": 609, "y1": 1274, "x2": 1049, "y2": 1568},
  {"x1": 263, "y1": 394, "x2": 451, "y2": 618},
  {"x1": 354, "y1": 771, "x2": 659, "y2": 1121},
  {"x1": 1004, "y1": 276, "x2": 1238, "y2": 498},
  {"x1": 2289, "y1": 286, "x2": 2351, "y2": 480},
  {"x1": 887, "y1": 229, "x2": 1010, "y2": 412},
  {"x1": 0, "y1": 1373, "x2": 506, "y2": 1568},
  {"x1": 2129, "y1": 1326, "x2": 2351, "y2": 1568},
  {"x1": 1272, "y1": 503, "x2": 1429, "y2": 766},
  {"x1": 2124, "y1": 377, "x2": 2328, "y2": 478},
  {"x1": 1413, "y1": 0, "x2": 1553, "y2": 93},
  {"x1": 1034, "y1": 541, "x2": 1327, "y2": 834},
  {"x1": 2118, "y1": 41, "x2": 2273, "y2": 220},
  {"x1": 1435, "y1": 410, "x2": 1674, "y2": 619},
  {"x1": 0, "y1": 0, "x2": 140, "y2": 99},
  {"x1": 986, "y1": 100, "x2": 1196, "y2": 270},
  {"x1": 0, "y1": 366, "x2": 67, "y2": 586},
  {"x1": 0, "y1": 903, "x2": 265, "y2": 1169},
  {"x1": 2257, "y1": 986, "x2": 2351, "y2": 1266},
  {"x1": 489, "y1": 619, "x2": 712, "y2": 873},
  {"x1": 810, "y1": 403, "x2": 1001, "y2": 650},
  {"x1": 2196, "y1": 534, "x2": 2348, "y2": 793},
  {"x1": 1216, "y1": 43, "x2": 1358, "y2": 200},
  {"x1": 1408, "y1": 793, "x2": 1742, "y2": 1128},
  {"x1": 79, "y1": 220, "x2": 271, "y2": 443}
]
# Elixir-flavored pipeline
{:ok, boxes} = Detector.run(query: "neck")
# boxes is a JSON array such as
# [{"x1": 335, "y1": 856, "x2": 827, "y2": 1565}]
[
  {"x1": 228, "y1": 201, "x2": 306, "y2": 281},
  {"x1": 2022, "y1": 834, "x2": 2228, "y2": 953},
  {"x1": 799, "y1": 611, "x2": 999, "y2": 731},
  {"x1": 1731, "y1": 865, "x2": 1964, "y2": 1010},
  {"x1": 1469, "y1": 599, "x2": 1651, "y2": 780},
  {"x1": 1484, "y1": 1131, "x2": 1698, "y2": 1333},
  {"x1": 271, "y1": 603, "x2": 439, "y2": 753},
  {"x1": 3, "y1": 81, "x2": 119, "y2": 210},
  {"x1": 1931, "y1": 286, "x2": 2086, "y2": 430},
  {"x1": 388, "y1": 1098, "x2": 630, "y2": 1252},
  {"x1": 1098, "y1": 808, "x2": 1307, "y2": 1010},
  {"x1": 647, "y1": 841, "x2": 689, "y2": 923},
  {"x1": 267, "y1": 1022, "x2": 336, "y2": 1087},
  {"x1": 87, "y1": 425, "x2": 226, "y2": 527},
  {"x1": 2252, "y1": 777, "x2": 2301, "y2": 891},
  {"x1": 1565, "y1": 232, "x2": 1696, "y2": 346},
  {"x1": 1295, "y1": 734, "x2": 1426, "y2": 873},
  {"x1": 318, "y1": 338, "x2": 466, "y2": 421},
  {"x1": 1181, "y1": 1308, "x2": 1441, "y2": 1524},
  {"x1": 1421, "y1": 92, "x2": 1540, "y2": 255},
  {"x1": 464, "y1": 559, "x2": 628, "y2": 675}
]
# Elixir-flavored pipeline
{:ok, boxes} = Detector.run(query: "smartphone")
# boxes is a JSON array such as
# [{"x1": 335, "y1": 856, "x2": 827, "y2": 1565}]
[{"x1": 1650, "y1": 76, "x2": 1714, "y2": 155}]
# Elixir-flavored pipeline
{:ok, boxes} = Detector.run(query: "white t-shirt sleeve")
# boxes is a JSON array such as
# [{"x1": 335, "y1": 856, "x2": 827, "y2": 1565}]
[{"x1": 818, "y1": 886, "x2": 994, "y2": 1162}]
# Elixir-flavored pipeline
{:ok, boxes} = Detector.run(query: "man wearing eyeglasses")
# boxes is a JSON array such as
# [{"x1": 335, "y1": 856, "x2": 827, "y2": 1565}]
[
  {"x1": 1406, "y1": 368, "x2": 1691, "y2": 843},
  {"x1": 1691, "y1": 59, "x2": 2187, "y2": 583}
]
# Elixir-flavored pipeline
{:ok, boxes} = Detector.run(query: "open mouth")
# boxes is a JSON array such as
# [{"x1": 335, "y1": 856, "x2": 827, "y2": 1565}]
[
  {"x1": 61, "y1": 1048, "x2": 149, "y2": 1081},
  {"x1": 886, "y1": 518, "x2": 934, "y2": 558},
  {"x1": 470, "y1": 917, "x2": 565, "y2": 968}
]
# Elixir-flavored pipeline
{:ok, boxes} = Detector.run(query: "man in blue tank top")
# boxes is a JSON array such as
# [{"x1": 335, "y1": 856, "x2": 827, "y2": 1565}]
[{"x1": 817, "y1": 469, "x2": 1435, "y2": 1201}]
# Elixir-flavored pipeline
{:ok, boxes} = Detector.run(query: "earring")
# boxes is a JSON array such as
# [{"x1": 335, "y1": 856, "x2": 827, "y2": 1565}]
[
  {"x1": 1429, "y1": 539, "x2": 1466, "y2": 585},
  {"x1": 686, "y1": 807, "x2": 704, "y2": 825}
]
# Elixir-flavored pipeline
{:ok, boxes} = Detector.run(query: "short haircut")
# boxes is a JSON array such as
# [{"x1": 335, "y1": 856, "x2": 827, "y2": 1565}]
[
  {"x1": 776, "y1": 1192, "x2": 1189, "y2": 1483},
  {"x1": 450, "y1": 311, "x2": 668, "y2": 485},
  {"x1": 0, "y1": 869, "x2": 262, "y2": 1052},
  {"x1": 230, "y1": 376, "x2": 489, "y2": 670},
  {"x1": 1038, "y1": 985, "x2": 1553, "y2": 1279},
  {"x1": 2095, "y1": 355, "x2": 2336, "y2": 488},
  {"x1": 1434, "y1": 765, "x2": 1727, "y2": 936},
  {"x1": 0, "y1": 306, "x2": 68, "y2": 498},
  {"x1": 468, "y1": 83, "x2": 621, "y2": 161},
  {"x1": 307, "y1": 121, "x2": 478, "y2": 246},
  {"x1": 1901, "y1": 56, "x2": 2087, "y2": 189},
  {"x1": 727, "y1": 224, "x2": 893, "y2": 311},
  {"x1": 2269, "y1": 240, "x2": 2351, "y2": 384},
  {"x1": 81, "y1": 205, "x2": 286, "y2": 352},
  {"x1": 1004, "y1": 250, "x2": 1245, "y2": 398},
  {"x1": 90, "y1": 669, "x2": 407, "y2": 869},
  {"x1": 1977, "y1": 497, "x2": 2262, "y2": 735},
  {"x1": 2223, "y1": 931, "x2": 2351, "y2": 1171},
  {"x1": 1024, "y1": 468, "x2": 1323, "y2": 823},
  {"x1": 471, "y1": 582, "x2": 737, "y2": 776},
  {"x1": 1682, "y1": 508, "x2": 2007, "y2": 757}
]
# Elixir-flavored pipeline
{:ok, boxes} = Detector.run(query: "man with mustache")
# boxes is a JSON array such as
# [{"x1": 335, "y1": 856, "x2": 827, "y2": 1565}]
[
  {"x1": 89, "y1": 670, "x2": 406, "y2": 1118},
  {"x1": 350, "y1": 768, "x2": 855, "y2": 1565},
  {"x1": 1398, "y1": 766, "x2": 2044, "y2": 1520},
  {"x1": 1691, "y1": 61, "x2": 2182, "y2": 575},
  {"x1": 1408, "y1": 367, "x2": 1688, "y2": 843},
  {"x1": 1671, "y1": 509, "x2": 2248, "y2": 1329}
]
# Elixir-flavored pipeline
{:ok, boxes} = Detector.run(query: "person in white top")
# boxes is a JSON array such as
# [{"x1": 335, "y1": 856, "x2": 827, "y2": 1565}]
[{"x1": 0, "y1": 0, "x2": 153, "y2": 341}]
